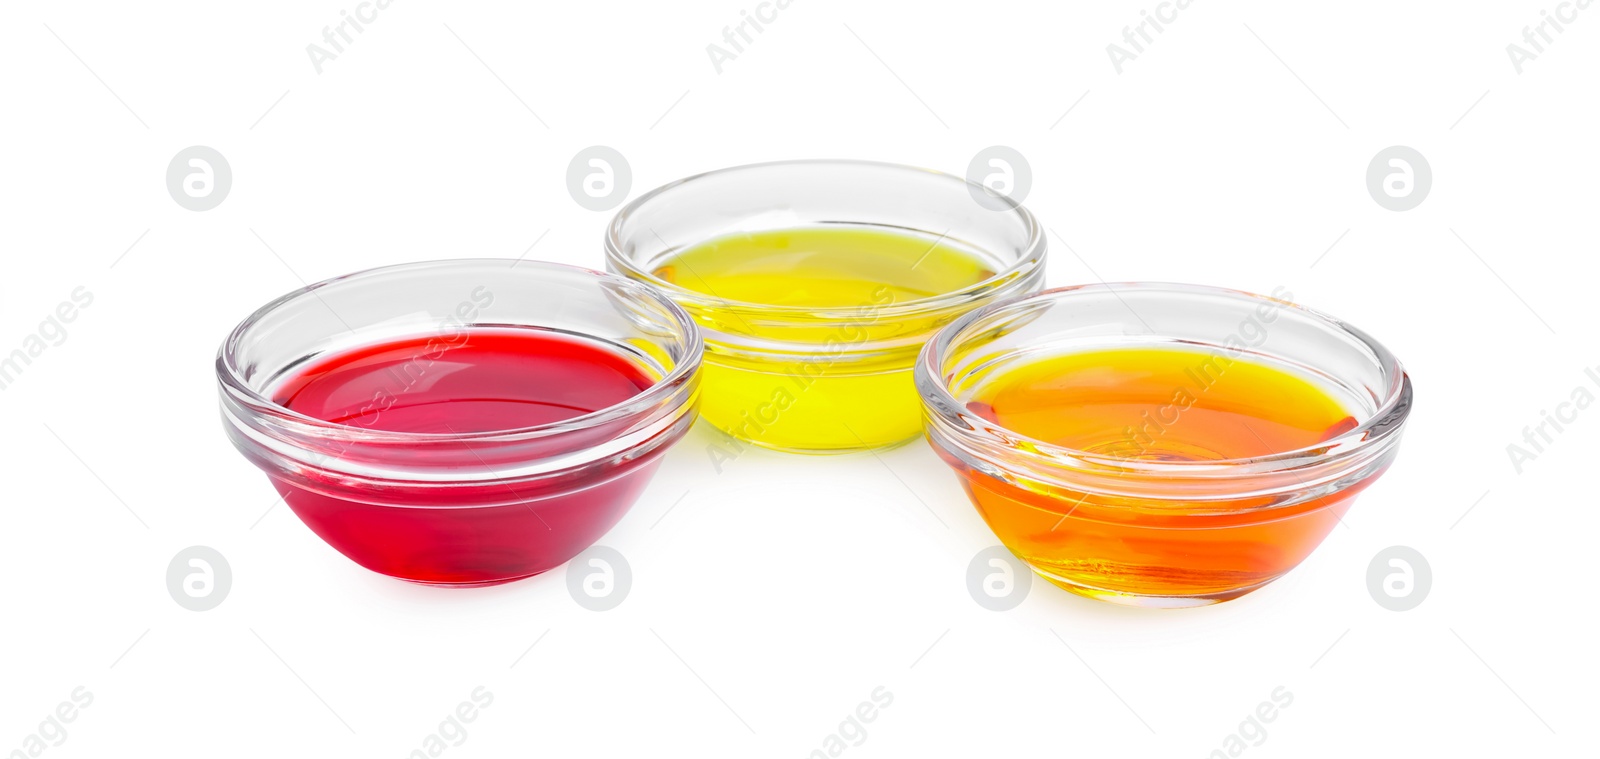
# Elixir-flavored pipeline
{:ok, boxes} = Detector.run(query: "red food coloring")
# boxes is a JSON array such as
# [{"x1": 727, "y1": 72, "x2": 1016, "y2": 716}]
[{"x1": 264, "y1": 329, "x2": 668, "y2": 586}]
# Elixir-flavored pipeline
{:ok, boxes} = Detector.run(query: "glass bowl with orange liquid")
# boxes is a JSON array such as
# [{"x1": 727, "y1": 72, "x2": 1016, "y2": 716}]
[
  {"x1": 606, "y1": 160, "x2": 1046, "y2": 454},
  {"x1": 917, "y1": 283, "x2": 1412, "y2": 607}
]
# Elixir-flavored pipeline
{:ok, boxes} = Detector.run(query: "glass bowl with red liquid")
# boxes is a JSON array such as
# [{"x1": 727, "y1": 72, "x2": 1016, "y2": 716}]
[
  {"x1": 916, "y1": 283, "x2": 1412, "y2": 607},
  {"x1": 217, "y1": 260, "x2": 701, "y2": 586}
]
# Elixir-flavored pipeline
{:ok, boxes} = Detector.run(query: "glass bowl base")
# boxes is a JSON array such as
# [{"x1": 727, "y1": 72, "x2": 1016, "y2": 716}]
[{"x1": 1033, "y1": 566, "x2": 1280, "y2": 608}]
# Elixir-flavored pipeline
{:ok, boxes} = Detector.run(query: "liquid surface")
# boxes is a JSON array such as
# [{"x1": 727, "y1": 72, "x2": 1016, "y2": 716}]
[
  {"x1": 949, "y1": 346, "x2": 1369, "y2": 605},
  {"x1": 274, "y1": 329, "x2": 656, "y2": 433},
  {"x1": 652, "y1": 226, "x2": 995, "y2": 309},
  {"x1": 966, "y1": 346, "x2": 1359, "y2": 461}
]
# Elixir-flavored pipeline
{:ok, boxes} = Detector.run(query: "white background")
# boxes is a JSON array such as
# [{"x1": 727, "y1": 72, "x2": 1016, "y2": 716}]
[{"x1": 1, "y1": 1, "x2": 1595, "y2": 756}]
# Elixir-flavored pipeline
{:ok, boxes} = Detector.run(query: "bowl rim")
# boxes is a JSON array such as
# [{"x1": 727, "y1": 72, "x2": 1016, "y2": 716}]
[
  {"x1": 603, "y1": 158, "x2": 1047, "y2": 321},
  {"x1": 916, "y1": 281, "x2": 1413, "y2": 475},
  {"x1": 215, "y1": 258, "x2": 704, "y2": 444}
]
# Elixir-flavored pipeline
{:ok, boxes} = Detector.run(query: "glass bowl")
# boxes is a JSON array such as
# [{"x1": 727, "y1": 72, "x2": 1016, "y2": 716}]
[
  {"x1": 216, "y1": 260, "x2": 701, "y2": 586},
  {"x1": 917, "y1": 283, "x2": 1412, "y2": 607},
  {"x1": 606, "y1": 159, "x2": 1045, "y2": 454}
]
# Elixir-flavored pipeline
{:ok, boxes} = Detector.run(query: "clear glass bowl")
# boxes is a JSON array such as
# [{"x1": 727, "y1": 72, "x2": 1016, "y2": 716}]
[
  {"x1": 216, "y1": 260, "x2": 701, "y2": 586},
  {"x1": 606, "y1": 159, "x2": 1046, "y2": 454},
  {"x1": 917, "y1": 283, "x2": 1412, "y2": 607}
]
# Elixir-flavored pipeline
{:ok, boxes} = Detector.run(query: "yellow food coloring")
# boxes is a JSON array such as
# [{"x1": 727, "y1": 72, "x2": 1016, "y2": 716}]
[{"x1": 652, "y1": 226, "x2": 995, "y2": 453}]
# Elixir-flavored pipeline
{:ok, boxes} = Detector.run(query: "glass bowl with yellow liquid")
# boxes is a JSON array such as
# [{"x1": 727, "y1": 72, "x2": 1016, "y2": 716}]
[
  {"x1": 917, "y1": 284, "x2": 1413, "y2": 607},
  {"x1": 606, "y1": 159, "x2": 1046, "y2": 454}
]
